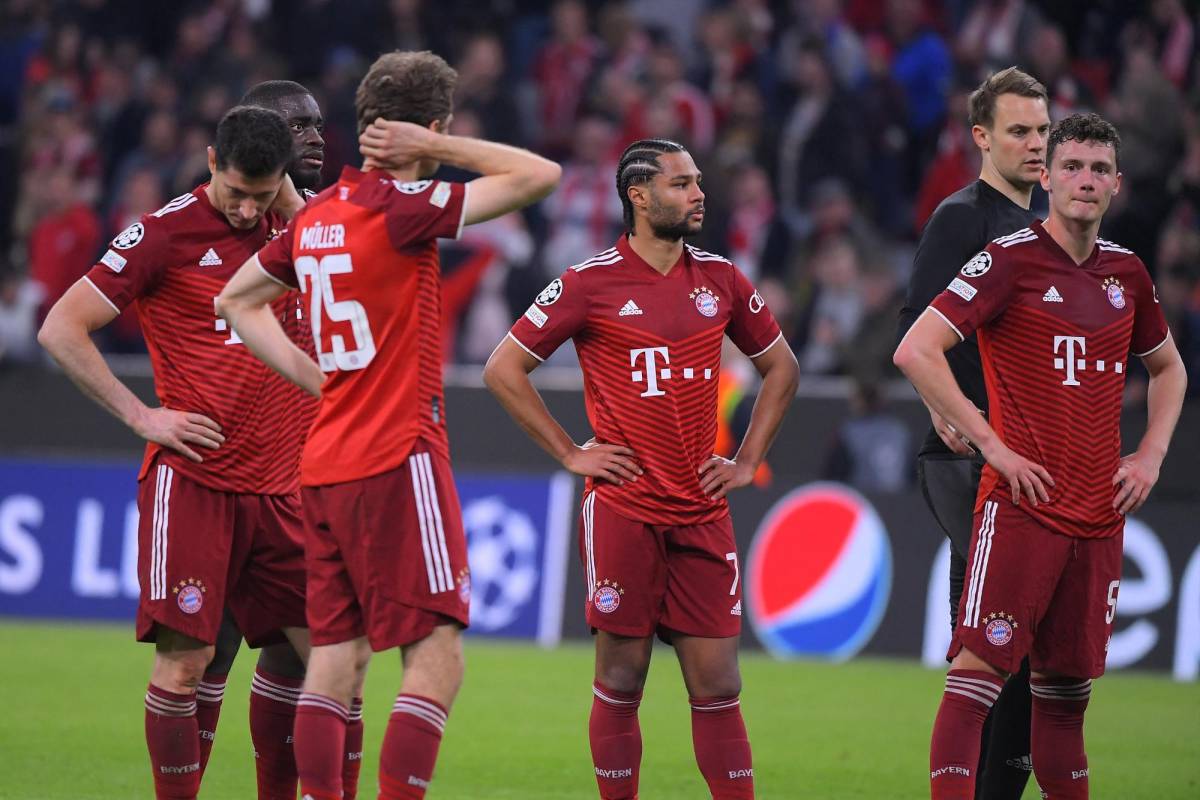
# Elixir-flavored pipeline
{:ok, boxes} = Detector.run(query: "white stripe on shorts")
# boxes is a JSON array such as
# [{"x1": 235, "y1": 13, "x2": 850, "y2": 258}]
[
  {"x1": 151, "y1": 464, "x2": 174, "y2": 600},
  {"x1": 963, "y1": 500, "x2": 997, "y2": 628},
  {"x1": 418, "y1": 453, "x2": 454, "y2": 592},
  {"x1": 409, "y1": 454, "x2": 441, "y2": 594},
  {"x1": 583, "y1": 492, "x2": 596, "y2": 600}
]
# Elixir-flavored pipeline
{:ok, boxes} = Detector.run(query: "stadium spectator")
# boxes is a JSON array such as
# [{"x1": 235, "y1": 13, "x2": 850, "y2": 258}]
[{"x1": 25, "y1": 166, "x2": 102, "y2": 322}]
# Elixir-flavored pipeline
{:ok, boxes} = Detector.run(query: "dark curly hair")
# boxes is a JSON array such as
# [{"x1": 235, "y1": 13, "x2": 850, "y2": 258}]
[
  {"x1": 355, "y1": 50, "x2": 457, "y2": 135},
  {"x1": 212, "y1": 106, "x2": 292, "y2": 178},
  {"x1": 1047, "y1": 113, "x2": 1122, "y2": 169},
  {"x1": 615, "y1": 138, "x2": 687, "y2": 233}
]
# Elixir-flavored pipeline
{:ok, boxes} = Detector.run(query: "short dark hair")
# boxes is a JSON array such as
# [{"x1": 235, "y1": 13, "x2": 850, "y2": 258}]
[
  {"x1": 213, "y1": 106, "x2": 292, "y2": 178},
  {"x1": 1047, "y1": 112, "x2": 1122, "y2": 169},
  {"x1": 355, "y1": 51, "x2": 457, "y2": 135},
  {"x1": 968, "y1": 67, "x2": 1048, "y2": 129},
  {"x1": 239, "y1": 80, "x2": 313, "y2": 109},
  {"x1": 615, "y1": 138, "x2": 687, "y2": 232}
]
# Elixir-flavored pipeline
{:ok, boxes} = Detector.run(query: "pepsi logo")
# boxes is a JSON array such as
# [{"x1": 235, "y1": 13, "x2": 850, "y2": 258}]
[{"x1": 746, "y1": 483, "x2": 892, "y2": 660}]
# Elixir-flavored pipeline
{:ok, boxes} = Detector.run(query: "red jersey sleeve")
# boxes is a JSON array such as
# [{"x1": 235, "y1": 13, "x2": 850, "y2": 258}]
[
  {"x1": 726, "y1": 267, "x2": 783, "y2": 357},
  {"x1": 384, "y1": 179, "x2": 468, "y2": 248},
  {"x1": 1129, "y1": 261, "x2": 1170, "y2": 357},
  {"x1": 83, "y1": 218, "x2": 170, "y2": 311},
  {"x1": 507, "y1": 269, "x2": 588, "y2": 361},
  {"x1": 255, "y1": 224, "x2": 299, "y2": 288},
  {"x1": 928, "y1": 245, "x2": 1016, "y2": 341}
]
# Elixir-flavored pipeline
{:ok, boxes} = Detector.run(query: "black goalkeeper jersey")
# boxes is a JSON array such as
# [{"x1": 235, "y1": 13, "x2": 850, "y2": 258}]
[{"x1": 896, "y1": 179, "x2": 1037, "y2": 457}]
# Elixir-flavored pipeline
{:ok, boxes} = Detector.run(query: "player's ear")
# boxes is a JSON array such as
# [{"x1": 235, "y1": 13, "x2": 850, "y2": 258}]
[
  {"x1": 970, "y1": 124, "x2": 990, "y2": 152},
  {"x1": 627, "y1": 183, "x2": 648, "y2": 213},
  {"x1": 207, "y1": 146, "x2": 218, "y2": 177},
  {"x1": 1113, "y1": 170, "x2": 1122, "y2": 195},
  {"x1": 1040, "y1": 163, "x2": 1050, "y2": 193}
]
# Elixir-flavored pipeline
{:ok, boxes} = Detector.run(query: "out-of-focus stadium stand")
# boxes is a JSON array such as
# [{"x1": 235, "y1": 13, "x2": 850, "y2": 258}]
[{"x1": 1, "y1": 0, "x2": 1198, "y2": 388}]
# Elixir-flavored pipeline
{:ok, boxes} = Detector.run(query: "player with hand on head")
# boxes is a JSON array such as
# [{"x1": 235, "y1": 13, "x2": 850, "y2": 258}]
[
  {"x1": 896, "y1": 66, "x2": 1051, "y2": 798},
  {"x1": 483, "y1": 138, "x2": 799, "y2": 800},
  {"x1": 216, "y1": 50, "x2": 560, "y2": 800},
  {"x1": 895, "y1": 113, "x2": 1187, "y2": 800},
  {"x1": 38, "y1": 106, "x2": 311, "y2": 800}
]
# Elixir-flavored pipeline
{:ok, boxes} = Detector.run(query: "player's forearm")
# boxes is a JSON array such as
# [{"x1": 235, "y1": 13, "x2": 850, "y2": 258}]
[
  {"x1": 429, "y1": 135, "x2": 558, "y2": 182},
  {"x1": 37, "y1": 318, "x2": 150, "y2": 431},
  {"x1": 896, "y1": 346, "x2": 998, "y2": 453},
  {"x1": 733, "y1": 357, "x2": 799, "y2": 469},
  {"x1": 483, "y1": 360, "x2": 575, "y2": 464},
  {"x1": 222, "y1": 303, "x2": 323, "y2": 396},
  {"x1": 1137, "y1": 359, "x2": 1187, "y2": 464}
]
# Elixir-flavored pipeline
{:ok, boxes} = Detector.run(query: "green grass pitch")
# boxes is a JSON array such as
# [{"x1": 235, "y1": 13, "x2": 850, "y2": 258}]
[{"x1": 1, "y1": 620, "x2": 1196, "y2": 799}]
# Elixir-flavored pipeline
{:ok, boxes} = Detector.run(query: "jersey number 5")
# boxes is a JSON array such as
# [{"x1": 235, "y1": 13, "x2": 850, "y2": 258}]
[{"x1": 295, "y1": 254, "x2": 376, "y2": 372}]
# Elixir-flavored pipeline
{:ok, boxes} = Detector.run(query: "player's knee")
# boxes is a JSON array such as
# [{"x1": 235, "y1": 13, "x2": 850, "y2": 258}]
[
  {"x1": 257, "y1": 641, "x2": 306, "y2": 679},
  {"x1": 950, "y1": 645, "x2": 1007, "y2": 678},
  {"x1": 153, "y1": 647, "x2": 214, "y2": 693},
  {"x1": 595, "y1": 661, "x2": 649, "y2": 694},
  {"x1": 206, "y1": 615, "x2": 243, "y2": 675}
]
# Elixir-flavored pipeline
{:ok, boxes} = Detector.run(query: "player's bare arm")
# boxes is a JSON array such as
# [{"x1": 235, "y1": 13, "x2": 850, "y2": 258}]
[
  {"x1": 895, "y1": 309, "x2": 1053, "y2": 506},
  {"x1": 359, "y1": 119, "x2": 562, "y2": 224},
  {"x1": 216, "y1": 258, "x2": 324, "y2": 397},
  {"x1": 483, "y1": 336, "x2": 643, "y2": 486},
  {"x1": 38, "y1": 281, "x2": 224, "y2": 462},
  {"x1": 269, "y1": 173, "x2": 306, "y2": 220},
  {"x1": 1113, "y1": 336, "x2": 1187, "y2": 515},
  {"x1": 698, "y1": 338, "x2": 799, "y2": 500}
]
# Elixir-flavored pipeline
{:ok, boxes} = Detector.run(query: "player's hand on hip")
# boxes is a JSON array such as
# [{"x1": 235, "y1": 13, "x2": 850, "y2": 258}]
[
  {"x1": 562, "y1": 440, "x2": 642, "y2": 486},
  {"x1": 984, "y1": 442, "x2": 1053, "y2": 506},
  {"x1": 698, "y1": 455, "x2": 754, "y2": 501},
  {"x1": 132, "y1": 407, "x2": 224, "y2": 463},
  {"x1": 1112, "y1": 451, "x2": 1160, "y2": 515},
  {"x1": 929, "y1": 407, "x2": 975, "y2": 455},
  {"x1": 359, "y1": 119, "x2": 433, "y2": 168}
]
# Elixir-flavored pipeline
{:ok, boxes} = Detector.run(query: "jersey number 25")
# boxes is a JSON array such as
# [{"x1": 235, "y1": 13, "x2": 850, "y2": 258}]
[{"x1": 295, "y1": 254, "x2": 376, "y2": 372}]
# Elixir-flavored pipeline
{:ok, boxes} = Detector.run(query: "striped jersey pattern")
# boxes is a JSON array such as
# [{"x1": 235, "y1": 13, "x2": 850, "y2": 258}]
[
  {"x1": 86, "y1": 186, "x2": 314, "y2": 495},
  {"x1": 930, "y1": 220, "x2": 1170, "y2": 538},
  {"x1": 509, "y1": 235, "x2": 781, "y2": 525},
  {"x1": 257, "y1": 168, "x2": 467, "y2": 487}
]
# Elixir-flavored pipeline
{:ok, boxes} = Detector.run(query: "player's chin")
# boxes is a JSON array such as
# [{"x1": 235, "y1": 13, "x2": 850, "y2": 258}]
[{"x1": 290, "y1": 166, "x2": 322, "y2": 190}]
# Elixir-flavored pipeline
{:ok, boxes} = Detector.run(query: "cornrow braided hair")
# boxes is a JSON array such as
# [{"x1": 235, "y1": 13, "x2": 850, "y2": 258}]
[{"x1": 616, "y1": 138, "x2": 686, "y2": 233}]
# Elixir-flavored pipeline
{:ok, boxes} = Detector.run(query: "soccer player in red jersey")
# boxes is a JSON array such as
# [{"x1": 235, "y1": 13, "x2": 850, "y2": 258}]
[
  {"x1": 215, "y1": 51, "x2": 561, "y2": 799},
  {"x1": 895, "y1": 113, "x2": 1187, "y2": 799},
  {"x1": 483, "y1": 139, "x2": 800, "y2": 800},
  {"x1": 37, "y1": 107, "x2": 310, "y2": 800}
]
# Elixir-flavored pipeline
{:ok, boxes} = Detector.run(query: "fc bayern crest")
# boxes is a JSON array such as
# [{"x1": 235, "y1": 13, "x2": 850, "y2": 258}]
[
  {"x1": 593, "y1": 579, "x2": 624, "y2": 613},
  {"x1": 689, "y1": 286, "x2": 720, "y2": 317},
  {"x1": 1102, "y1": 276, "x2": 1126, "y2": 310},
  {"x1": 984, "y1": 612, "x2": 1016, "y2": 646},
  {"x1": 173, "y1": 578, "x2": 207, "y2": 615}
]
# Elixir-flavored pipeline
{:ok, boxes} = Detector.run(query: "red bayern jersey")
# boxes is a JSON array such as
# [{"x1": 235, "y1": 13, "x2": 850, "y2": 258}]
[
  {"x1": 85, "y1": 186, "x2": 316, "y2": 495},
  {"x1": 509, "y1": 235, "x2": 782, "y2": 525},
  {"x1": 930, "y1": 220, "x2": 1170, "y2": 539},
  {"x1": 256, "y1": 167, "x2": 467, "y2": 487}
]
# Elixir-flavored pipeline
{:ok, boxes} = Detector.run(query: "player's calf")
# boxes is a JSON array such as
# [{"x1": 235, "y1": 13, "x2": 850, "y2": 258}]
[
  {"x1": 930, "y1": 658, "x2": 1007, "y2": 799},
  {"x1": 1029, "y1": 675, "x2": 1091, "y2": 800},
  {"x1": 146, "y1": 629, "x2": 213, "y2": 800}
]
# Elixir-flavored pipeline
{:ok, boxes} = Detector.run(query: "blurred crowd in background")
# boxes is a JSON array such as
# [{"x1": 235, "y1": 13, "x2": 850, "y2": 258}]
[{"x1": 2, "y1": 0, "x2": 1199, "y2": 398}]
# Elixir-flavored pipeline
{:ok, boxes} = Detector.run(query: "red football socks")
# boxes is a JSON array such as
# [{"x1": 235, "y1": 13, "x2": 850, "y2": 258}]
[
  {"x1": 145, "y1": 684, "x2": 202, "y2": 800},
  {"x1": 294, "y1": 692, "x2": 348, "y2": 800},
  {"x1": 249, "y1": 668, "x2": 303, "y2": 799},
  {"x1": 1030, "y1": 678, "x2": 1092, "y2": 799},
  {"x1": 378, "y1": 694, "x2": 447, "y2": 799},
  {"x1": 930, "y1": 670, "x2": 1005, "y2": 799},
  {"x1": 194, "y1": 672, "x2": 227, "y2": 776},
  {"x1": 343, "y1": 697, "x2": 364, "y2": 800},
  {"x1": 589, "y1": 682, "x2": 643, "y2": 800},
  {"x1": 690, "y1": 695, "x2": 754, "y2": 799}
]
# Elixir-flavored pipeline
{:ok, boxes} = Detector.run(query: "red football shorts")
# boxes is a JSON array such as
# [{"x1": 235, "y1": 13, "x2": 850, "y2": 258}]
[
  {"x1": 950, "y1": 497, "x2": 1123, "y2": 678},
  {"x1": 578, "y1": 490, "x2": 742, "y2": 640},
  {"x1": 136, "y1": 459, "x2": 307, "y2": 647},
  {"x1": 301, "y1": 445, "x2": 470, "y2": 651}
]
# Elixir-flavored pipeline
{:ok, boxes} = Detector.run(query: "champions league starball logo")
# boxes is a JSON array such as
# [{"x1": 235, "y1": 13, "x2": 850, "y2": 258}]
[{"x1": 463, "y1": 496, "x2": 540, "y2": 632}]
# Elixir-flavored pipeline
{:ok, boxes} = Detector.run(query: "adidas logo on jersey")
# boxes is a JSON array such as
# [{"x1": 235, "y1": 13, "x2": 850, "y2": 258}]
[
  {"x1": 618, "y1": 299, "x2": 643, "y2": 316},
  {"x1": 730, "y1": 599, "x2": 742, "y2": 616},
  {"x1": 199, "y1": 248, "x2": 223, "y2": 267},
  {"x1": 1042, "y1": 286, "x2": 1063, "y2": 303}
]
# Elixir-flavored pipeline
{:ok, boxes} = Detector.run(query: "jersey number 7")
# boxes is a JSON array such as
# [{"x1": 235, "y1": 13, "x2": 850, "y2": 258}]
[{"x1": 295, "y1": 254, "x2": 377, "y2": 372}]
